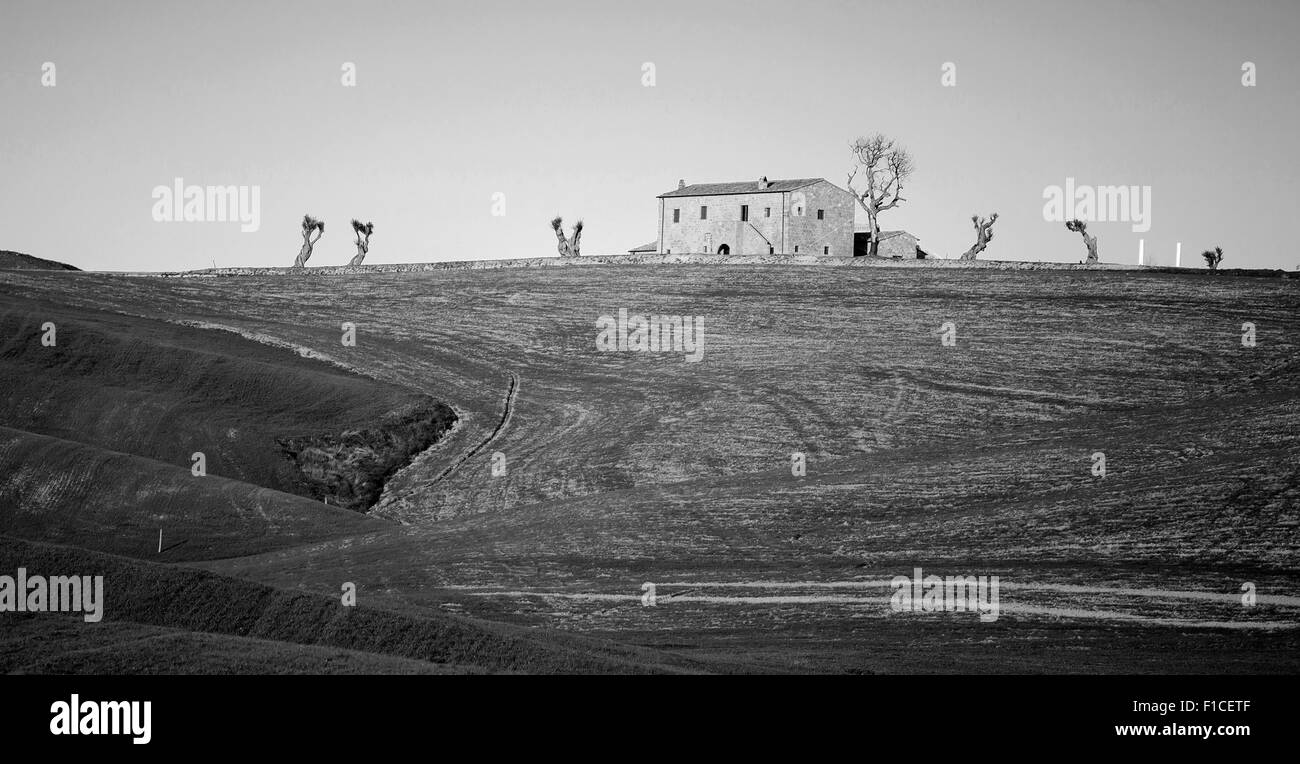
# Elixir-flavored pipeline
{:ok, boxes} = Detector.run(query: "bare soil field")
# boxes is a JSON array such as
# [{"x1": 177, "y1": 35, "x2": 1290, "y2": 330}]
[{"x1": 1, "y1": 264, "x2": 1297, "y2": 673}]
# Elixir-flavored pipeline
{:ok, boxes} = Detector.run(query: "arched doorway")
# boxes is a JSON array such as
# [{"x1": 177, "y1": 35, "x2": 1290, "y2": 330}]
[{"x1": 717, "y1": 244, "x2": 730, "y2": 255}]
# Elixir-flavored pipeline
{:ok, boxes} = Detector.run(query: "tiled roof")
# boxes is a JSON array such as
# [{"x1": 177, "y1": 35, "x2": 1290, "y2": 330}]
[
  {"x1": 627, "y1": 240, "x2": 659, "y2": 252},
  {"x1": 658, "y1": 178, "x2": 823, "y2": 198}
]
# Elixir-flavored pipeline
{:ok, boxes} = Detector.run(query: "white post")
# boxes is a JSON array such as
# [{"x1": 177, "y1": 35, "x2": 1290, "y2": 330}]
[
  {"x1": 1176, "y1": 242, "x2": 1182, "y2": 268},
  {"x1": 1138, "y1": 239, "x2": 1144, "y2": 266},
  {"x1": 157, "y1": 528, "x2": 162, "y2": 553}
]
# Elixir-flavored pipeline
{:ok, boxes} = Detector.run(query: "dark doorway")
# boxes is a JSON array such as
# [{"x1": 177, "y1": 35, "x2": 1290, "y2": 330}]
[{"x1": 717, "y1": 244, "x2": 730, "y2": 255}]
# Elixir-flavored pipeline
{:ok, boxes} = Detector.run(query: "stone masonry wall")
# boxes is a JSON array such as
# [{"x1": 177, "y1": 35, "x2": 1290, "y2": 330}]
[
  {"x1": 783, "y1": 180, "x2": 855, "y2": 257},
  {"x1": 657, "y1": 180, "x2": 854, "y2": 257}
]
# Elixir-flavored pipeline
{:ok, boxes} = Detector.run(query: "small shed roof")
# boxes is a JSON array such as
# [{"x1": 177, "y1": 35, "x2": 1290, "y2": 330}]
[{"x1": 854, "y1": 228, "x2": 917, "y2": 241}]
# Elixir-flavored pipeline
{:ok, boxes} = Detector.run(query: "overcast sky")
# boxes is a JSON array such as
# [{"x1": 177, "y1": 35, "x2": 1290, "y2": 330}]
[{"x1": 2, "y1": 0, "x2": 1297, "y2": 271}]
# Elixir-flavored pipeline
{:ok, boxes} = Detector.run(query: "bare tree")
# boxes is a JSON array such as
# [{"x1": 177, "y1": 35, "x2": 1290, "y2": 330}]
[
  {"x1": 294, "y1": 215, "x2": 324, "y2": 267},
  {"x1": 846, "y1": 134, "x2": 915, "y2": 257},
  {"x1": 1202, "y1": 246, "x2": 1224, "y2": 270},
  {"x1": 551, "y1": 216, "x2": 583, "y2": 258},
  {"x1": 960, "y1": 213, "x2": 999, "y2": 261},
  {"x1": 349, "y1": 220, "x2": 374, "y2": 266},
  {"x1": 1065, "y1": 219, "x2": 1098, "y2": 264}
]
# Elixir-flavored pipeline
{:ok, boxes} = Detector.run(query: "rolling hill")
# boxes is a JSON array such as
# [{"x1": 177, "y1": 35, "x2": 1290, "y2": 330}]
[
  {"x1": 0, "y1": 250, "x2": 78, "y2": 271},
  {"x1": 0, "y1": 296, "x2": 456, "y2": 517},
  {"x1": 0, "y1": 537, "x2": 720, "y2": 674},
  {"x1": 0, "y1": 264, "x2": 1296, "y2": 673}
]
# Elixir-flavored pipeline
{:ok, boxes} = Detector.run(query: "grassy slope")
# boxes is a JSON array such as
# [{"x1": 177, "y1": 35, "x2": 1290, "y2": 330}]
[
  {"x1": 0, "y1": 425, "x2": 391, "y2": 561},
  {"x1": 0, "y1": 618, "x2": 482, "y2": 674},
  {"x1": 0, "y1": 250, "x2": 78, "y2": 271},
  {"x1": 0, "y1": 296, "x2": 455, "y2": 510},
  {"x1": 0, "y1": 537, "x2": 726, "y2": 674}
]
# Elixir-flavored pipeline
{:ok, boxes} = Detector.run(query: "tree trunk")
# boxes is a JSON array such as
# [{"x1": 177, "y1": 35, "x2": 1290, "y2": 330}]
[
  {"x1": 866, "y1": 214, "x2": 880, "y2": 257},
  {"x1": 348, "y1": 240, "x2": 368, "y2": 266},
  {"x1": 553, "y1": 227, "x2": 572, "y2": 258},
  {"x1": 960, "y1": 214, "x2": 997, "y2": 261},
  {"x1": 1084, "y1": 234, "x2": 1098, "y2": 264},
  {"x1": 294, "y1": 233, "x2": 316, "y2": 268}
]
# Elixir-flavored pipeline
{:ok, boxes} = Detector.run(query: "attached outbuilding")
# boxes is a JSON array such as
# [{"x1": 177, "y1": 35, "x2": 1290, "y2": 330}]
[{"x1": 855, "y1": 228, "x2": 927, "y2": 259}]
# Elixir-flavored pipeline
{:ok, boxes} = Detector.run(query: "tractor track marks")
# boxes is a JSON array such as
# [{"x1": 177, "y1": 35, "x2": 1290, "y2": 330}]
[{"x1": 415, "y1": 371, "x2": 520, "y2": 490}]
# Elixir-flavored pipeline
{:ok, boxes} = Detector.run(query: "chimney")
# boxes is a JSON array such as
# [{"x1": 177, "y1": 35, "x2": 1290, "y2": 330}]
[
  {"x1": 678, "y1": 179, "x2": 686, "y2": 189},
  {"x1": 758, "y1": 176, "x2": 769, "y2": 189}
]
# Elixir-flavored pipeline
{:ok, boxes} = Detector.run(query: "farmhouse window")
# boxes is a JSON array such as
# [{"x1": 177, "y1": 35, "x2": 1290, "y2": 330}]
[
  {"x1": 741, "y1": 205, "x2": 749, "y2": 222},
  {"x1": 700, "y1": 206, "x2": 708, "y2": 220},
  {"x1": 672, "y1": 208, "x2": 680, "y2": 223}
]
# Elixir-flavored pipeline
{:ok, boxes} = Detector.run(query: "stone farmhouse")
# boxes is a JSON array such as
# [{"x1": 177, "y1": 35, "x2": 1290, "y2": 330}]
[
  {"x1": 655, "y1": 177, "x2": 856, "y2": 257},
  {"x1": 638, "y1": 176, "x2": 927, "y2": 259}
]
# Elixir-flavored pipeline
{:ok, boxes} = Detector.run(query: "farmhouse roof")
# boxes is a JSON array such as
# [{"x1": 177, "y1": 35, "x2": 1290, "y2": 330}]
[{"x1": 658, "y1": 178, "x2": 824, "y2": 198}]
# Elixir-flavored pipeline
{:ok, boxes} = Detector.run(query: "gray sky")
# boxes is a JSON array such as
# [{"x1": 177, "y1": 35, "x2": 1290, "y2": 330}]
[{"x1": 2, "y1": 0, "x2": 1297, "y2": 270}]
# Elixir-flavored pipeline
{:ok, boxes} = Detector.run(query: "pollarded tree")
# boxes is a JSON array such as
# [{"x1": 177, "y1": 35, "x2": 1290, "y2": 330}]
[
  {"x1": 1065, "y1": 219, "x2": 1098, "y2": 264},
  {"x1": 960, "y1": 213, "x2": 999, "y2": 261},
  {"x1": 294, "y1": 215, "x2": 324, "y2": 267},
  {"x1": 1202, "y1": 246, "x2": 1224, "y2": 270},
  {"x1": 349, "y1": 220, "x2": 374, "y2": 266},
  {"x1": 846, "y1": 133, "x2": 915, "y2": 257},
  {"x1": 551, "y1": 216, "x2": 583, "y2": 257}
]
